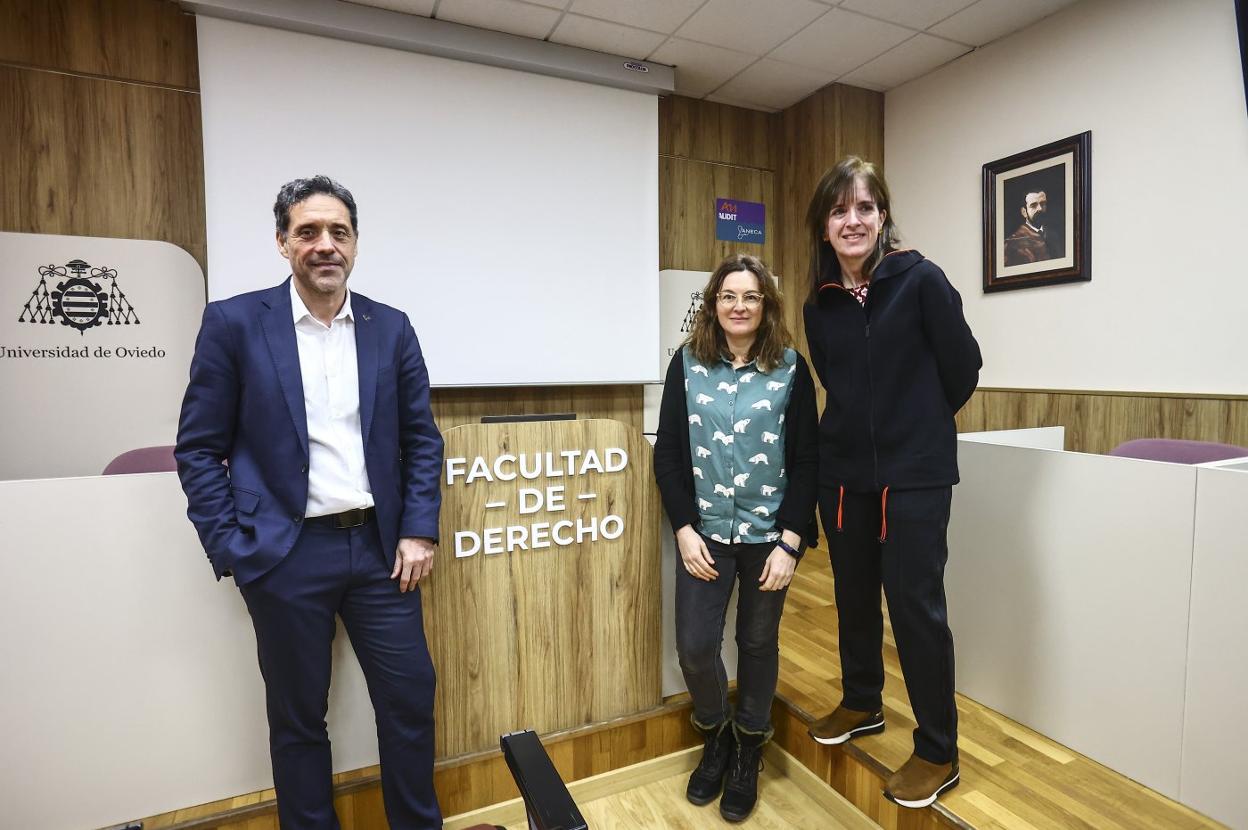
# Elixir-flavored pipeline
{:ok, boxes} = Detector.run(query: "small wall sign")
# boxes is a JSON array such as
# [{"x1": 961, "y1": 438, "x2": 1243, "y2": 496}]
[{"x1": 715, "y1": 198, "x2": 765, "y2": 245}]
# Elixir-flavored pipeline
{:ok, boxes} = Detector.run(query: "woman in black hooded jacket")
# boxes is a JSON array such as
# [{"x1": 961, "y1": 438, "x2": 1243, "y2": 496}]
[{"x1": 802, "y1": 156, "x2": 981, "y2": 810}]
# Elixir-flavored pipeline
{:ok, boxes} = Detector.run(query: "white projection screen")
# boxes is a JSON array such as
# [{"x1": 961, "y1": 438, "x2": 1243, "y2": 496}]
[{"x1": 197, "y1": 17, "x2": 659, "y2": 387}]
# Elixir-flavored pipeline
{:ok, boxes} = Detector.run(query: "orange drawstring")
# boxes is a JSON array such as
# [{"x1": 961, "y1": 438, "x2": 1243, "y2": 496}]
[
  {"x1": 836, "y1": 485, "x2": 844, "y2": 532},
  {"x1": 878, "y1": 486, "x2": 890, "y2": 542}
]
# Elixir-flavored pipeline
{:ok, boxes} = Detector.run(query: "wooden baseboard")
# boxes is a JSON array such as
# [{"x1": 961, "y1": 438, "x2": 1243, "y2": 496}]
[
  {"x1": 763, "y1": 743, "x2": 884, "y2": 830},
  {"x1": 975, "y1": 386, "x2": 1248, "y2": 401},
  {"x1": 954, "y1": 388, "x2": 1248, "y2": 455},
  {"x1": 133, "y1": 700, "x2": 700, "y2": 830}
]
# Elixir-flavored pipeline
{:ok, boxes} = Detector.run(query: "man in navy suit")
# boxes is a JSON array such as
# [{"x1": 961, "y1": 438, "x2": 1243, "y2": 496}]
[{"x1": 176, "y1": 175, "x2": 445, "y2": 829}]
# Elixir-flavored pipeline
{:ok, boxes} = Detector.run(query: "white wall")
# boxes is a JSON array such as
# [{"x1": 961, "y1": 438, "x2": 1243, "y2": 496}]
[{"x1": 885, "y1": 0, "x2": 1248, "y2": 394}]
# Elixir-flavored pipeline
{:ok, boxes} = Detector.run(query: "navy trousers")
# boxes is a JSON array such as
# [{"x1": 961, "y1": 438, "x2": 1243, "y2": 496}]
[
  {"x1": 818, "y1": 486, "x2": 958, "y2": 765},
  {"x1": 239, "y1": 520, "x2": 440, "y2": 830}
]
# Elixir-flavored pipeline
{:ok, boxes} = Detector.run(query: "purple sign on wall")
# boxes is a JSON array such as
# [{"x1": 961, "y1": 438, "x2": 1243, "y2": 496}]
[{"x1": 715, "y1": 198, "x2": 765, "y2": 245}]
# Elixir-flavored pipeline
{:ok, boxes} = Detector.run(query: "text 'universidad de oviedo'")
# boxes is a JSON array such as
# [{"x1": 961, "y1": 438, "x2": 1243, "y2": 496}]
[{"x1": 445, "y1": 448, "x2": 630, "y2": 558}]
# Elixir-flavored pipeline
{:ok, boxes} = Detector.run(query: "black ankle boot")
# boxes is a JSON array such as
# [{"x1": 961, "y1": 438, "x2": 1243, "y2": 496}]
[
  {"x1": 720, "y1": 723, "x2": 769, "y2": 822},
  {"x1": 686, "y1": 719, "x2": 733, "y2": 805}
]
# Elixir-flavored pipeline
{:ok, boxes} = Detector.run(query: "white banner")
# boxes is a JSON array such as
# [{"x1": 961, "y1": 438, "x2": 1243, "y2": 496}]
[
  {"x1": 644, "y1": 269, "x2": 712, "y2": 435},
  {"x1": 1, "y1": 231, "x2": 205, "y2": 480}
]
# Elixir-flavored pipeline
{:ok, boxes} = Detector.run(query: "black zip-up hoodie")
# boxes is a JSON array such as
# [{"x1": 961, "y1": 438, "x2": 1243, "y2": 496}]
[{"x1": 802, "y1": 249, "x2": 981, "y2": 493}]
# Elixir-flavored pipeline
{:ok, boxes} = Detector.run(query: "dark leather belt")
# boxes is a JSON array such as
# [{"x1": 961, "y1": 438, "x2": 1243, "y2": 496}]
[{"x1": 306, "y1": 506, "x2": 376, "y2": 529}]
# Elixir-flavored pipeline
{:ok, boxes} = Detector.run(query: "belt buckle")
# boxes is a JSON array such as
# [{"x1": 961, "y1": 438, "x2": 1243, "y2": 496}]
[{"x1": 336, "y1": 508, "x2": 367, "y2": 529}]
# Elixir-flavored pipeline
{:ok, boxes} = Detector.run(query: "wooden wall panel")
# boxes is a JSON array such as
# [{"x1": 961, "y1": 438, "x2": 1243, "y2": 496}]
[
  {"x1": 431, "y1": 384, "x2": 643, "y2": 432},
  {"x1": 0, "y1": 0, "x2": 198, "y2": 88},
  {"x1": 429, "y1": 421, "x2": 661, "y2": 757},
  {"x1": 773, "y1": 83, "x2": 885, "y2": 362},
  {"x1": 0, "y1": 63, "x2": 207, "y2": 273},
  {"x1": 659, "y1": 95, "x2": 773, "y2": 169},
  {"x1": 659, "y1": 155, "x2": 776, "y2": 273},
  {"x1": 659, "y1": 95, "x2": 778, "y2": 276},
  {"x1": 956, "y1": 389, "x2": 1248, "y2": 454}
]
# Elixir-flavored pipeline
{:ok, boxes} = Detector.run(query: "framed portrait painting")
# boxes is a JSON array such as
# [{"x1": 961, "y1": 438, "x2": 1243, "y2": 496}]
[{"x1": 982, "y1": 131, "x2": 1091, "y2": 292}]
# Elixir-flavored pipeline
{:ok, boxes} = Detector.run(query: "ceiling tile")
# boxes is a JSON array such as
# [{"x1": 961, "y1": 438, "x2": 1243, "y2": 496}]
[
  {"x1": 436, "y1": 0, "x2": 561, "y2": 39},
  {"x1": 648, "y1": 37, "x2": 756, "y2": 98},
  {"x1": 714, "y1": 57, "x2": 832, "y2": 110},
  {"x1": 675, "y1": 0, "x2": 829, "y2": 56},
  {"x1": 839, "y1": 0, "x2": 978, "y2": 31},
  {"x1": 768, "y1": 8, "x2": 912, "y2": 76},
  {"x1": 549, "y1": 13, "x2": 668, "y2": 59},
  {"x1": 840, "y1": 32, "x2": 969, "y2": 89},
  {"x1": 567, "y1": 0, "x2": 704, "y2": 35},
  {"x1": 929, "y1": 0, "x2": 1080, "y2": 46},
  {"x1": 345, "y1": 0, "x2": 436, "y2": 15}
]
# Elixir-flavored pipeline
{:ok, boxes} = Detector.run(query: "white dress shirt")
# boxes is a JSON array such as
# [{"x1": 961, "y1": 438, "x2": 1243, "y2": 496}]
[{"x1": 290, "y1": 281, "x2": 374, "y2": 517}]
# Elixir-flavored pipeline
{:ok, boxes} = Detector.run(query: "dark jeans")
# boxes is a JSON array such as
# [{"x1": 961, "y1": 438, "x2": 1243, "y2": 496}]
[
  {"x1": 818, "y1": 486, "x2": 958, "y2": 765},
  {"x1": 239, "y1": 520, "x2": 440, "y2": 830},
  {"x1": 675, "y1": 534, "x2": 789, "y2": 733}
]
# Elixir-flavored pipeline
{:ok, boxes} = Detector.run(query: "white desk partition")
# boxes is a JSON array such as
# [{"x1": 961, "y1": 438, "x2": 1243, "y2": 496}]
[
  {"x1": 1197, "y1": 457, "x2": 1248, "y2": 471},
  {"x1": 0, "y1": 474, "x2": 377, "y2": 830},
  {"x1": 948, "y1": 432, "x2": 1196, "y2": 799},
  {"x1": 1181, "y1": 462, "x2": 1248, "y2": 829},
  {"x1": 958, "y1": 425, "x2": 1065, "y2": 450}
]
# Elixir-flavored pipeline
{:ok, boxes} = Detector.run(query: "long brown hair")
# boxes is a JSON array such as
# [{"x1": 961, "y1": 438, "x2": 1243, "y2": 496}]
[
  {"x1": 805, "y1": 156, "x2": 899, "y2": 302},
  {"x1": 684, "y1": 254, "x2": 791, "y2": 373}
]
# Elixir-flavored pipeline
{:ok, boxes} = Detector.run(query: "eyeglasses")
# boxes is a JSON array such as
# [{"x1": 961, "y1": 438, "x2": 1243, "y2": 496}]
[{"x1": 716, "y1": 292, "x2": 764, "y2": 308}]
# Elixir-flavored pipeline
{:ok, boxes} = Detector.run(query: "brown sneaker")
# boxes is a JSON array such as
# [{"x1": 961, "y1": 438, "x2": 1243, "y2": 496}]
[
  {"x1": 807, "y1": 706, "x2": 884, "y2": 745},
  {"x1": 883, "y1": 754, "x2": 959, "y2": 808}
]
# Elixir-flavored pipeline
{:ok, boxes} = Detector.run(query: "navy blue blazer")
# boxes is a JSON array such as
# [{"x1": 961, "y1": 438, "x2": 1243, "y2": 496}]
[{"x1": 175, "y1": 279, "x2": 444, "y2": 585}]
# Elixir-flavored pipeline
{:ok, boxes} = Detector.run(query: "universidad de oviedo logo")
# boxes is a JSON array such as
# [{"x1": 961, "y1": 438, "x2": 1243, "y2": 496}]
[{"x1": 19, "y1": 258, "x2": 140, "y2": 335}]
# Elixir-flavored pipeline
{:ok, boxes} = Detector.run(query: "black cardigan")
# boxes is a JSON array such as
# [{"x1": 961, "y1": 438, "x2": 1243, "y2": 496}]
[
  {"x1": 803, "y1": 249, "x2": 981, "y2": 492},
  {"x1": 653, "y1": 346, "x2": 820, "y2": 547}
]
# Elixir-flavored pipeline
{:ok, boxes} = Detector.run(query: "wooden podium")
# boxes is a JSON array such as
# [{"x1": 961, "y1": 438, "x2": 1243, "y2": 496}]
[{"x1": 424, "y1": 419, "x2": 662, "y2": 758}]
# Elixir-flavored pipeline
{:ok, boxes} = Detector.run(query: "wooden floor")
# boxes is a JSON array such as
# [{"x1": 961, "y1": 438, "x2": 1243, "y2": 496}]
[
  {"x1": 777, "y1": 553, "x2": 1224, "y2": 829},
  {"x1": 457, "y1": 744, "x2": 875, "y2": 830},
  {"x1": 502, "y1": 765, "x2": 856, "y2": 830}
]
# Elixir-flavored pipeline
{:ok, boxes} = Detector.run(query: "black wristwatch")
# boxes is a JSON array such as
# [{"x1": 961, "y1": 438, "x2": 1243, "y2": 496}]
[{"x1": 776, "y1": 539, "x2": 803, "y2": 560}]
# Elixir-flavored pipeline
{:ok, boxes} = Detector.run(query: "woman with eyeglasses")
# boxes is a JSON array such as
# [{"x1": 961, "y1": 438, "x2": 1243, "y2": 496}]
[
  {"x1": 653, "y1": 253, "x2": 818, "y2": 822},
  {"x1": 802, "y1": 156, "x2": 981, "y2": 809}
]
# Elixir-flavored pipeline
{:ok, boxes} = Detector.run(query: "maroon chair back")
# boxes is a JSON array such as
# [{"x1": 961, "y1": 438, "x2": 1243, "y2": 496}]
[
  {"x1": 1108, "y1": 438, "x2": 1248, "y2": 465},
  {"x1": 101, "y1": 445, "x2": 178, "y2": 475}
]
